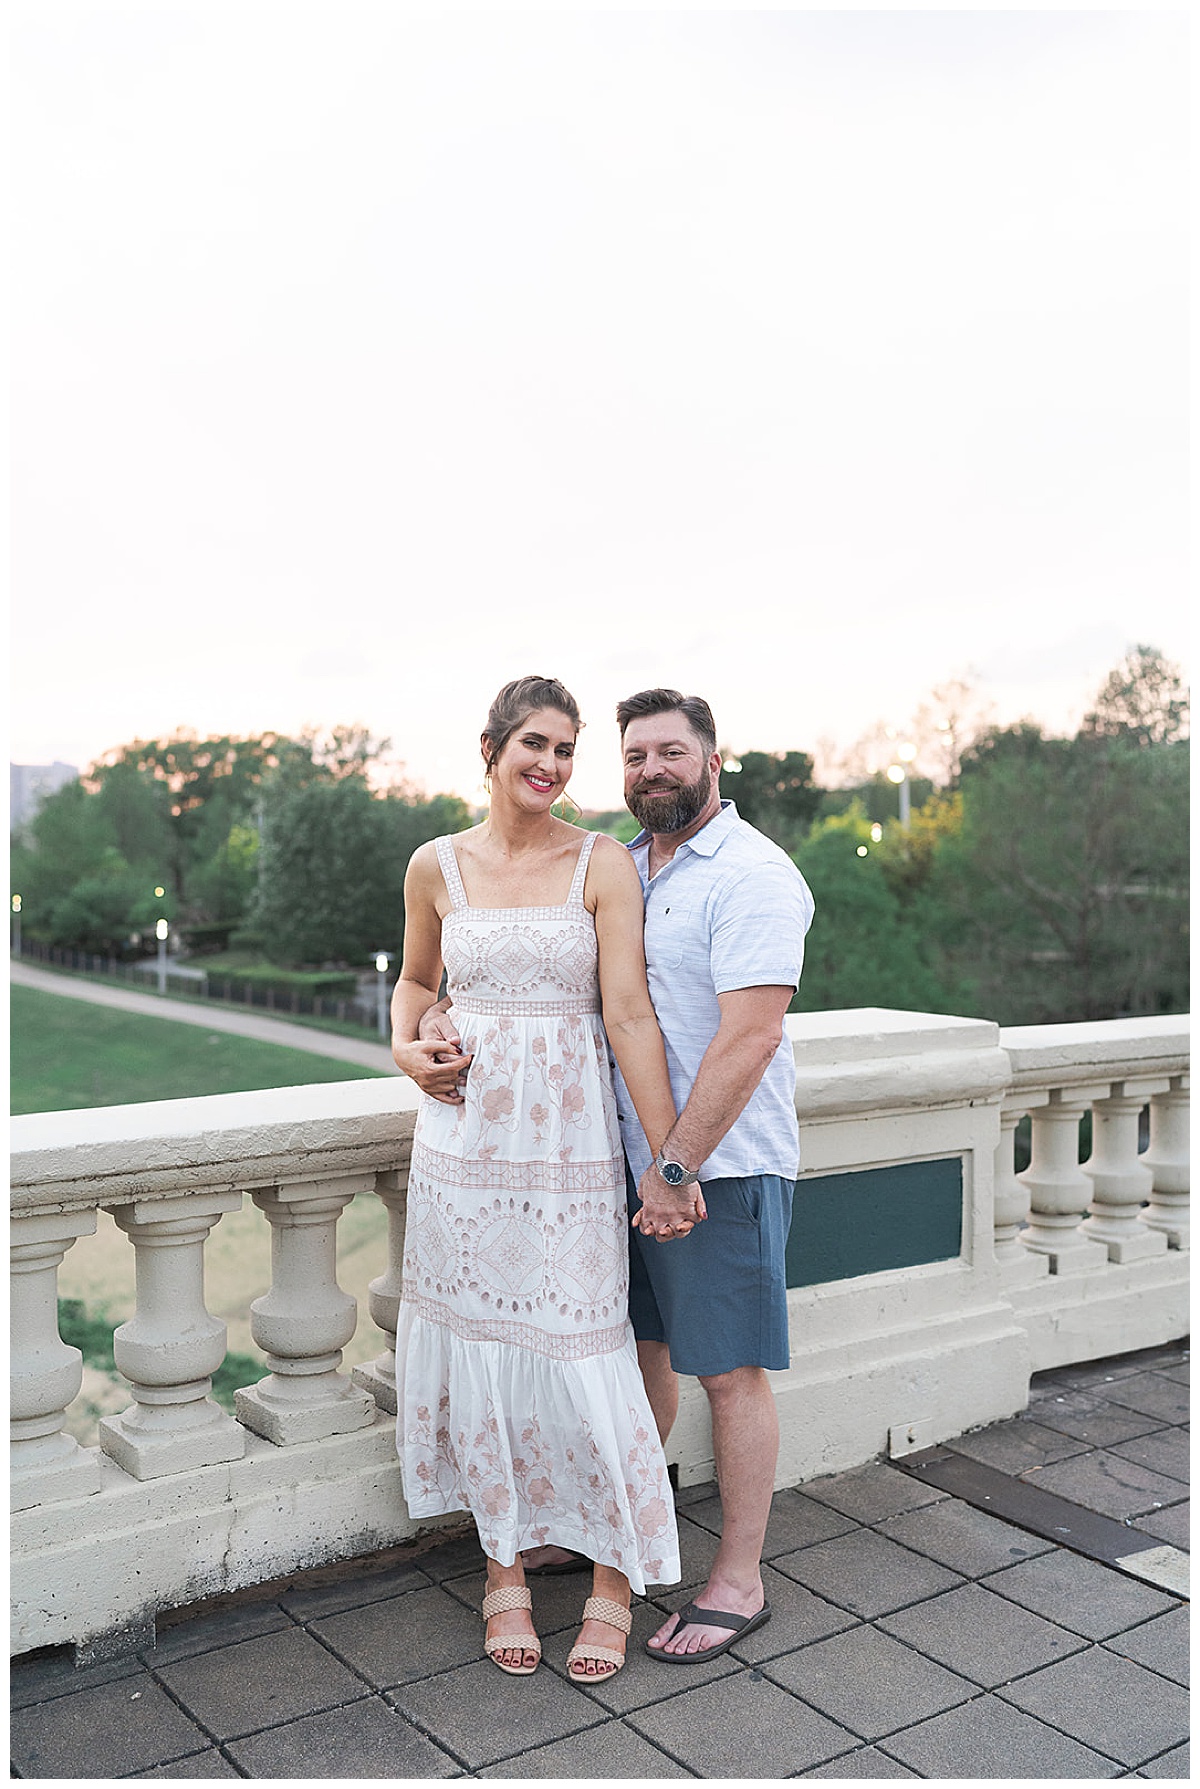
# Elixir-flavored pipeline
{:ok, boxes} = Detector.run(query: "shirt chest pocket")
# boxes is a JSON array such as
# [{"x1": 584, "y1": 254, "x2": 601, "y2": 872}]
[{"x1": 647, "y1": 902, "x2": 694, "y2": 970}]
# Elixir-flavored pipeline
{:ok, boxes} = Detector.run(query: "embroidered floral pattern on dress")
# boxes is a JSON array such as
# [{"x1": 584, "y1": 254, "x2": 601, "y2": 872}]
[
  {"x1": 400, "y1": 1364, "x2": 675, "y2": 1585},
  {"x1": 396, "y1": 830, "x2": 680, "y2": 1592}
]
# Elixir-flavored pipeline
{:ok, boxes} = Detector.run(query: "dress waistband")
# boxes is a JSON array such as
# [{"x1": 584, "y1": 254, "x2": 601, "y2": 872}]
[{"x1": 451, "y1": 995, "x2": 602, "y2": 1017}]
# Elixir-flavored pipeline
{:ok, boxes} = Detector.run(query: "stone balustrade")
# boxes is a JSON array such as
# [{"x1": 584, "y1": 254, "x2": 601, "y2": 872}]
[
  {"x1": 10, "y1": 1009, "x2": 1188, "y2": 1659},
  {"x1": 995, "y1": 1015, "x2": 1190, "y2": 1370}
]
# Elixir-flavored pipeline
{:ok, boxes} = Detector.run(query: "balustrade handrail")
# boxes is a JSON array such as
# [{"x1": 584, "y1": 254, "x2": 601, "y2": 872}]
[
  {"x1": 999, "y1": 1012, "x2": 1189, "y2": 1091},
  {"x1": 11, "y1": 1078, "x2": 422, "y2": 1218}
]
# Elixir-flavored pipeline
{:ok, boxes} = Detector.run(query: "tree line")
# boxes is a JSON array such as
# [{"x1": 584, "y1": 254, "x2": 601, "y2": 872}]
[
  {"x1": 10, "y1": 646, "x2": 1189, "y2": 1025},
  {"x1": 726, "y1": 646, "x2": 1189, "y2": 1025},
  {"x1": 10, "y1": 727, "x2": 470, "y2": 970}
]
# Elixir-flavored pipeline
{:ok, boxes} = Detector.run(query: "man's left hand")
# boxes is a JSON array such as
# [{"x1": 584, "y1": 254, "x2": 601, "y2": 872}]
[{"x1": 631, "y1": 1165, "x2": 707, "y2": 1241}]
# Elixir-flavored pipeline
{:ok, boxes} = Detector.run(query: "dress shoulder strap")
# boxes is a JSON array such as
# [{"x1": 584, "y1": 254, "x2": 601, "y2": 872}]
[
  {"x1": 435, "y1": 835, "x2": 469, "y2": 911},
  {"x1": 567, "y1": 829, "x2": 599, "y2": 905}
]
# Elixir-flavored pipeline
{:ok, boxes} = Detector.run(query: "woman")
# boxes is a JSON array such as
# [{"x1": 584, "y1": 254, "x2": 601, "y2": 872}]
[{"x1": 391, "y1": 675, "x2": 684, "y2": 1681}]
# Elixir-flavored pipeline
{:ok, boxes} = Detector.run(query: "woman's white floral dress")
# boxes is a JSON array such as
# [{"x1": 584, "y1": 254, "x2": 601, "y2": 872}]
[{"x1": 395, "y1": 831, "x2": 680, "y2": 1593}]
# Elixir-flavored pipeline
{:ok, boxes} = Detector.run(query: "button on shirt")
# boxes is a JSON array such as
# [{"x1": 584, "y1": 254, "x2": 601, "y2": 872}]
[{"x1": 613, "y1": 801, "x2": 815, "y2": 1184}]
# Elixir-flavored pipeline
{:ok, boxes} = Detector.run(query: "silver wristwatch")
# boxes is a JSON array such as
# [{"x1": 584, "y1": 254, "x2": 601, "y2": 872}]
[{"x1": 654, "y1": 1149, "x2": 700, "y2": 1189}]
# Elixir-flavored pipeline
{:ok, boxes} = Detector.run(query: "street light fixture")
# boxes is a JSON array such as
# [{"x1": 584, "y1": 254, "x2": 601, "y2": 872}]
[
  {"x1": 11, "y1": 894, "x2": 22, "y2": 958},
  {"x1": 373, "y1": 952, "x2": 393, "y2": 1039},
  {"x1": 155, "y1": 917, "x2": 169, "y2": 995},
  {"x1": 886, "y1": 743, "x2": 917, "y2": 828}
]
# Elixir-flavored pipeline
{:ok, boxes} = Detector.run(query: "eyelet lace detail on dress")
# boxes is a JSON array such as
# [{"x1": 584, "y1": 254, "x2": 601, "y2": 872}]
[{"x1": 395, "y1": 830, "x2": 680, "y2": 1594}]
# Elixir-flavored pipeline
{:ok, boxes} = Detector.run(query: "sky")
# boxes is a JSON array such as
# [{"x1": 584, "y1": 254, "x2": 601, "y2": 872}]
[{"x1": 10, "y1": 4, "x2": 1190, "y2": 812}]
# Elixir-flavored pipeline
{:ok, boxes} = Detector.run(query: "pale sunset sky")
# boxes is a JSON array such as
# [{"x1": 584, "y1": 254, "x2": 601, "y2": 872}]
[{"x1": 10, "y1": 4, "x2": 1189, "y2": 812}]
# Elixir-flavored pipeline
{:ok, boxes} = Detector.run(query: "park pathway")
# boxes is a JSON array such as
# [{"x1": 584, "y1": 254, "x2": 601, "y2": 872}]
[{"x1": 10, "y1": 961, "x2": 401, "y2": 1075}]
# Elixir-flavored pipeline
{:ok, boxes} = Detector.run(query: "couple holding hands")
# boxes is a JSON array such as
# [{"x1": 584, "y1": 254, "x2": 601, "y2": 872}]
[{"x1": 391, "y1": 676, "x2": 813, "y2": 1682}]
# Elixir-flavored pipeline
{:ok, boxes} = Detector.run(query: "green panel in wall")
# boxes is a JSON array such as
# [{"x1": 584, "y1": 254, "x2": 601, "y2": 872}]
[{"x1": 786, "y1": 1157, "x2": 963, "y2": 1289}]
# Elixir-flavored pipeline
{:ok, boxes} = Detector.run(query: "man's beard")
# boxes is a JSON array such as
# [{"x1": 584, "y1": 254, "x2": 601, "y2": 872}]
[{"x1": 626, "y1": 764, "x2": 712, "y2": 835}]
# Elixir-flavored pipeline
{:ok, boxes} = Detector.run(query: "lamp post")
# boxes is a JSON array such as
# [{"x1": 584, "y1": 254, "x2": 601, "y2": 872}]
[
  {"x1": 886, "y1": 742, "x2": 917, "y2": 828},
  {"x1": 886, "y1": 763, "x2": 909, "y2": 827},
  {"x1": 155, "y1": 917, "x2": 169, "y2": 995},
  {"x1": 11, "y1": 894, "x2": 22, "y2": 958},
  {"x1": 373, "y1": 952, "x2": 393, "y2": 1039}
]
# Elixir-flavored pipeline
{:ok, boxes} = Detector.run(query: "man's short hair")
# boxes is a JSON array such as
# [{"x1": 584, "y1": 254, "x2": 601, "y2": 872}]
[{"x1": 615, "y1": 688, "x2": 718, "y2": 758}]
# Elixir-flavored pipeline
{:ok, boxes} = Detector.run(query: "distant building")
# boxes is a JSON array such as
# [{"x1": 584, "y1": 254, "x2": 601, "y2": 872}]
[{"x1": 10, "y1": 761, "x2": 79, "y2": 829}]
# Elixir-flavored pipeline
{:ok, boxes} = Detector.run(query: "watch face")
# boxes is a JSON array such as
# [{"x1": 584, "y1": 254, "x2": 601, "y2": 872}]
[{"x1": 661, "y1": 1161, "x2": 686, "y2": 1185}]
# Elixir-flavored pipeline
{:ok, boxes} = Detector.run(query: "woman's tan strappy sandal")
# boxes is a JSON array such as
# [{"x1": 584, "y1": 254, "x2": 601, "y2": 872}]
[
  {"x1": 482, "y1": 1585, "x2": 541, "y2": 1676},
  {"x1": 566, "y1": 1595, "x2": 633, "y2": 1680}
]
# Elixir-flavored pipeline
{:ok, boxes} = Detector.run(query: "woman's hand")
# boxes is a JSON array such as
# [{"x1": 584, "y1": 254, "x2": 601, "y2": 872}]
[{"x1": 392, "y1": 1032, "x2": 473, "y2": 1103}]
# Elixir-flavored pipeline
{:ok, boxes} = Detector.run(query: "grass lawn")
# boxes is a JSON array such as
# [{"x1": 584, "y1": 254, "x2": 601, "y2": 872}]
[{"x1": 10, "y1": 984, "x2": 387, "y2": 1115}]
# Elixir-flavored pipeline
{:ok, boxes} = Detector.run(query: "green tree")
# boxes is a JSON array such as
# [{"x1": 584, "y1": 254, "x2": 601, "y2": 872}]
[
  {"x1": 720, "y1": 750, "x2": 820, "y2": 847},
  {"x1": 252, "y1": 780, "x2": 392, "y2": 965},
  {"x1": 14, "y1": 778, "x2": 112, "y2": 893},
  {"x1": 41, "y1": 864, "x2": 167, "y2": 954},
  {"x1": 1081, "y1": 643, "x2": 1189, "y2": 747},
  {"x1": 932, "y1": 725, "x2": 1188, "y2": 1023},
  {"x1": 252, "y1": 780, "x2": 470, "y2": 966},
  {"x1": 187, "y1": 823, "x2": 261, "y2": 926},
  {"x1": 13, "y1": 727, "x2": 405, "y2": 956},
  {"x1": 86, "y1": 732, "x2": 312, "y2": 897},
  {"x1": 92, "y1": 761, "x2": 176, "y2": 877},
  {"x1": 10, "y1": 780, "x2": 165, "y2": 951},
  {"x1": 790, "y1": 805, "x2": 955, "y2": 1014},
  {"x1": 874, "y1": 791, "x2": 964, "y2": 903}
]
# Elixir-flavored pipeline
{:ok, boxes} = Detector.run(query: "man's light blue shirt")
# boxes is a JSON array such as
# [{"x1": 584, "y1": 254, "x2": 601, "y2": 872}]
[{"x1": 613, "y1": 800, "x2": 815, "y2": 1184}]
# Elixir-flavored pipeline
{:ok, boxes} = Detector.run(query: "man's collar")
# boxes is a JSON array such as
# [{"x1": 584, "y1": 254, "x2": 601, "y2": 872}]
[{"x1": 627, "y1": 800, "x2": 739, "y2": 859}]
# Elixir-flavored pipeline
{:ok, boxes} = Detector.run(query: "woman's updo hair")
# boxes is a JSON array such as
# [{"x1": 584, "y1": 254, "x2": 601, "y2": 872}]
[{"x1": 482, "y1": 675, "x2": 584, "y2": 783}]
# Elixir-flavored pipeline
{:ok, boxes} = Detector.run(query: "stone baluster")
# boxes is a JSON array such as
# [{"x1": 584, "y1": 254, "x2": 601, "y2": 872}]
[
  {"x1": 11, "y1": 1210, "x2": 102, "y2": 1510},
  {"x1": 1018, "y1": 1083, "x2": 1111, "y2": 1274},
  {"x1": 1141, "y1": 1075, "x2": 1190, "y2": 1250},
  {"x1": 98, "y1": 1193, "x2": 246, "y2": 1479},
  {"x1": 1080, "y1": 1079, "x2": 1171, "y2": 1262},
  {"x1": 992, "y1": 1096, "x2": 1050, "y2": 1284},
  {"x1": 352, "y1": 1168, "x2": 407, "y2": 1415},
  {"x1": 235, "y1": 1174, "x2": 377, "y2": 1444}
]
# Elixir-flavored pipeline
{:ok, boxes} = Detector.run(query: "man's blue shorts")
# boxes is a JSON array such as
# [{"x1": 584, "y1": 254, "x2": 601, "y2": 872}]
[{"x1": 626, "y1": 1163, "x2": 794, "y2": 1378}]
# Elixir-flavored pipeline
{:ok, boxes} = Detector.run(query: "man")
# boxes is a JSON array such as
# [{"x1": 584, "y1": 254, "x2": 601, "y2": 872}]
[{"x1": 611, "y1": 687, "x2": 814, "y2": 1660}]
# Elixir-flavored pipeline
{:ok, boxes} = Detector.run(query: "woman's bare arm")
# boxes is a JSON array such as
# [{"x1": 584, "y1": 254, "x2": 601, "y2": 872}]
[{"x1": 390, "y1": 844, "x2": 473, "y2": 1101}]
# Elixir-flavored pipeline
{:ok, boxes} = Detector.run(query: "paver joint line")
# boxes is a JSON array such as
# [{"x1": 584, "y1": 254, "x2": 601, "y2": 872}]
[{"x1": 141, "y1": 1659, "x2": 229, "y2": 1758}]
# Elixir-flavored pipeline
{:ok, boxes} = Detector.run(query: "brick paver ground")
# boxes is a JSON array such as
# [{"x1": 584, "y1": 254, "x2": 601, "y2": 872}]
[{"x1": 11, "y1": 1340, "x2": 1188, "y2": 1779}]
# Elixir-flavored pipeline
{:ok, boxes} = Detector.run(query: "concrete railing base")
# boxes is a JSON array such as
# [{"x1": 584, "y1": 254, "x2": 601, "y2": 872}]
[{"x1": 11, "y1": 1418, "x2": 438, "y2": 1659}]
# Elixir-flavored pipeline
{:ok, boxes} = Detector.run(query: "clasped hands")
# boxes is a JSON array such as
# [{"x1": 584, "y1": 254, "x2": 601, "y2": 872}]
[{"x1": 631, "y1": 1166, "x2": 707, "y2": 1244}]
